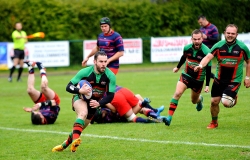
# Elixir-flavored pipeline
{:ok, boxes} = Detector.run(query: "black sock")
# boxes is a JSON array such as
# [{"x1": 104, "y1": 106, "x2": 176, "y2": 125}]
[
  {"x1": 145, "y1": 103, "x2": 157, "y2": 113},
  {"x1": 17, "y1": 67, "x2": 23, "y2": 80},
  {"x1": 147, "y1": 111, "x2": 158, "y2": 119},
  {"x1": 9, "y1": 66, "x2": 16, "y2": 77},
  {"x1": 36, "y1": 62, "x2": 44, "y2": 70},
  {"x1": 134, "y1": 117, "x2": 148, "y2": 123}
]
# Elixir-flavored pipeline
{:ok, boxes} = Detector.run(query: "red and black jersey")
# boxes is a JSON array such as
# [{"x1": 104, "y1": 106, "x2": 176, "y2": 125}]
[{"x1": 211, "y1": 39, "x2": 250, "y2": 83}]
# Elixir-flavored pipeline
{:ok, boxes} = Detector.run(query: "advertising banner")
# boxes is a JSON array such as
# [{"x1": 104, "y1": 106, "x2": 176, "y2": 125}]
[
  {"x1": 7, "y1": 41, "x2": 69, "y2": 68},
  {"x1": 151, "y1": 36, "x2": 191, "y2": 62},
  {"x1": 0, "y1": 42, "x2": 8, "y2": 70}
]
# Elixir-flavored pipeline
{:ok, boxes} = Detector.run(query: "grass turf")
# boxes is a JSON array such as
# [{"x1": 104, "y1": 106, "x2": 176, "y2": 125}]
[{"x1": 0, "y1": 64, "x2": 250, "y2": 160}]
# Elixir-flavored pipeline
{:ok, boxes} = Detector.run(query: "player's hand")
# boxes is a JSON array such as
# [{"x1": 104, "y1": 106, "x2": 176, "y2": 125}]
[
  {"x1": 106, "y1": 59, "x2": 110, "y2": 65},
  {"x1": 173, "y1": 67, "x2": 179, "y2": 73},
  {"x1": 79, "y1": 84, "x2": 92, "y2": 95},
  {"x1": 33, "y1": 103, "x2": 40, "y2": 110},
  {"x1": 82, "y1": 58, "x2": 89, "y2": 67},
  {"x1": 202, "y1": 34, "x2": 207, "y2": 39},
  {"x1": 89, "y1": 99, "x2": 100, "y2": 108},
  {"x1": 194, "y1": 65, "x2": 202, "y2": 72},
  {"x1": 204, "y1": 86, "x2": 209, "y2": 93},
  {"x1": 23, "y1": 107, "x2": 32, "y2": 112},
  {"x1": 244, "y1": 79, "x2": 250, "y2": 88}
]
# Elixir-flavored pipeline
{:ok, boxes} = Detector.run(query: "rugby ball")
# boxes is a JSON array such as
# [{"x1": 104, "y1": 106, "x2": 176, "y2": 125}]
[{"x1": 78, "y1": 80, "x2": 92, "y2": 100}]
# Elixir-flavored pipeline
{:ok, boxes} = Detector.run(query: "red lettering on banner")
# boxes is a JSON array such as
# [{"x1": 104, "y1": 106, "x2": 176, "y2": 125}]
[
  {"x1": 85, "y1": 42, "x2": 97, "y2": 50},
  {"x1": 123, "y1": 40, "x2": 141, "y2": 48},
  {"x1": 152, "y1": 39, "x2": 189, "y2": 47}
]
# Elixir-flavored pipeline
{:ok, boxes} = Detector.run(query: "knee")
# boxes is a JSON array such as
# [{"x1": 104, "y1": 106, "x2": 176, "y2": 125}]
[
  {"x1": 27, "y1": 87, "x2": 35, "y2": 95},
  {"x1": 211, "y1": 99, "x2": 220, "y2": 107},
  {"x1": 221, "y1": 95, "x2": 235, "y2": 108},
  {"x1": 77, "y1": 112, "x2": 87, "y2": 120},
  {"x1": 173, "y1": 92, "x2": 182, "y2": 99},
  {"x1": 221, "y1": 100, "x2": 233, "y2": 108},
  {"x1": 40, "y1": 83, "x2": 48, "y2": 93}
]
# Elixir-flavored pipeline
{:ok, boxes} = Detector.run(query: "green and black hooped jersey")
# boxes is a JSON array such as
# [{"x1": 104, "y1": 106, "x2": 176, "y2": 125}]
[
  {"x1": 210, "y1": 39, "x2": 250, "y2": 83},
  {"x1": 70, "y1": 66, "x2": 116, "y2": 102},
  {"x1": 182, "y1": 43, "x2": 211, "y2": 81}
]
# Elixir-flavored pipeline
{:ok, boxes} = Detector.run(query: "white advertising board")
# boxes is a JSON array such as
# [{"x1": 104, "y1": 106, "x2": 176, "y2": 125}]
[
  {"x1": 151, "y1": 36, "x2": 191, "y2": 62},
  {"x1": 7, "y1": 41, "x2": 69, "y2": 68}
]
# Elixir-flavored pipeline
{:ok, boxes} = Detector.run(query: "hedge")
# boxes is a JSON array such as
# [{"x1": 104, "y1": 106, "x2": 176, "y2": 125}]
[{"x1": 0, "y1": 0, "x2": 249, "y2": 64}]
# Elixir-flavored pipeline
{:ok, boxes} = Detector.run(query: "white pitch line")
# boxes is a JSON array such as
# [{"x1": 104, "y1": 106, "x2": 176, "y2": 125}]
[{"x1": 1, "y1": 126, "x2": 250, "y2": 149}]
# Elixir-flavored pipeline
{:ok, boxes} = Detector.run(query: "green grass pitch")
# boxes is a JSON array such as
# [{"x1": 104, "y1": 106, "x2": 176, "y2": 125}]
[{"x1": 0, "y1": 66, "x2": 250, "y2": 160}]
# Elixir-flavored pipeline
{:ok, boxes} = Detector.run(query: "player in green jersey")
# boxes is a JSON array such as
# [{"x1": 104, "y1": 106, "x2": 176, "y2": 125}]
[
  {"x1": 52, "y1": 51, "x2": 116, "y2": 152},
  {"x1": 194, "y1": 24, "x2": 250, "y2": 129},
  {"x1": 163, "y1": 29, "x2": 212, "y2": 126}
]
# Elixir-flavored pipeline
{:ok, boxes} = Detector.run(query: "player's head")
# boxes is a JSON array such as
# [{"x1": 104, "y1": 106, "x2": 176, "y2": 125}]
[
  {"x1": 191, "y1": 29, "x2": 203, "y2": 49},
  {"x1": 197, "y1": 15, "x2": 208, "y2": 27},
  {"x1": 31, "y1": 111, "x2": 47, "y2": 125},
  {"x1": 224, "y1": 24, "x2": 238, "y2": 44},
  {"x1": 100, "y1": 17, "x2": 111, "y2": 34},
  {"x1": 15, "y1": 22, "x2": 22, "y2": 31},
  {"x1": 94, "y1": 51, "x2": 108, "y2": 73}
]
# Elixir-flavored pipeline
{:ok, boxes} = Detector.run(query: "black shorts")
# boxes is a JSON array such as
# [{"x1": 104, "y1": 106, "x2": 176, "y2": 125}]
[
  {"x1": 211, "y1": 78, "x2": 240, "y2": 98},
  {"x1": 13, "y1": 49, "x2": 25, "y2": 59},
  {"x1": 179, "y1": 73, "x2": 204, "y2": 93},
  {"x1": 71, "y1": 94, "x2": 96, "y2": 120}
]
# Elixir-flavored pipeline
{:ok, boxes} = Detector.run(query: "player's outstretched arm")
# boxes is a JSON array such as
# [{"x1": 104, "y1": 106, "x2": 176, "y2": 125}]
[
  {"x1": 194, "y1": 54, "x2": 214, "y2": 72},
  {"x1": 82, "y1": 46, "x2": 99, "y2": 66}
]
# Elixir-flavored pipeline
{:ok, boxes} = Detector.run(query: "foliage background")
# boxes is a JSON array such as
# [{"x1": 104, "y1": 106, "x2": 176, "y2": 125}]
[{"x1": 0, "y1": 0, "x2": 250, "y2": 64}]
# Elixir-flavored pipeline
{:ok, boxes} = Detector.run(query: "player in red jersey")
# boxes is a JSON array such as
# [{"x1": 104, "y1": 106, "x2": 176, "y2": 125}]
[
  {"x1": 91, "y1": 86, "x2": 164, "y2": 124},
  {"x1": 105, "y1": 86, "x2": 164, "y2": 123}
]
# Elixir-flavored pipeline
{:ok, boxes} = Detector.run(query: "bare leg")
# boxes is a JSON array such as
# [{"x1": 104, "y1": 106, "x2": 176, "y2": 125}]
[
  {"x1": 191, "y1": 90, "x2": 200, "y2": 104},
  {"x1": 40, "y1": 75, "x2": 55, "y2": 100},
  {"x1": 27, "y1": 68, "x2": 40, "y2": 102},
  {"x1": 210, "y1": 97, "x2": 220, "y2": 117}
]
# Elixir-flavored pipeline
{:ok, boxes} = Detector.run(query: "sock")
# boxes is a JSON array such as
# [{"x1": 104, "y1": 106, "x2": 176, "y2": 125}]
[
  {"x1": 9, "y1": 66, "x2": 16, "y2": 77},
  {"x1": 36, "y1": 62, "x2": 45, "y2": 70},
  {"x1": 167, "y1": 115, "x2": 172, "y2": 121},
  {"x1": 40, "y1": 69, "x2": 46, "y2": 76},
  {"x1": 168, "y1": 98, "x2": 178, "y2": 116},
  {"x1": 36, "y1": 62, "x2": 46, "y2": 76},
  {"x1": 144, "y1": 103, "x2": 157, "y2": 113},
  {"x1": 147, "y1": 111, "x2": 158, "y2": 119},
  {"x1": 17, "y1": 67, "x2": 23, "y2": 80},
  {"x1": 133, "y1": 117, "x2": 148, "y2": 123},
  {"x1": 62, "y1": 132, "x2": 73, "y2": 149},
  {"x1": 72, "y1": 118, "x2": 84, "y2": 141},
  {"x1": 212, "y1": 117, "x2": 218, "y2": 123},
  {"x1": 28, "y1": 66, "x2": 34, "y2": 74}
]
